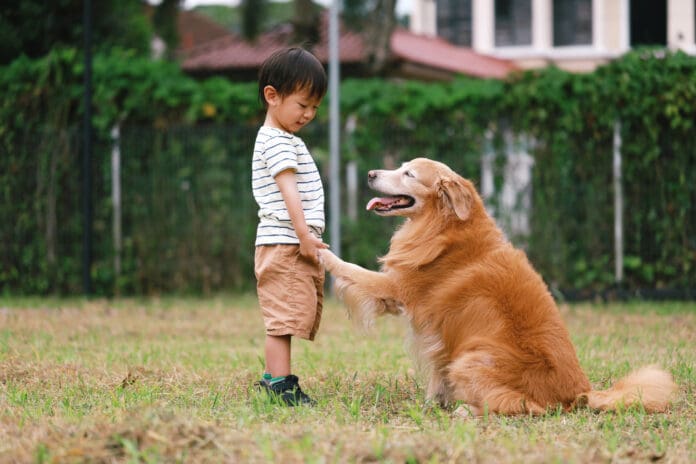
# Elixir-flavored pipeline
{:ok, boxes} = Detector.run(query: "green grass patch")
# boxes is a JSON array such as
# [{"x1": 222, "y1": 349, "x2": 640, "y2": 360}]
[{"x1": 0, "y1": 297, "x2": 694, "y2": 462}]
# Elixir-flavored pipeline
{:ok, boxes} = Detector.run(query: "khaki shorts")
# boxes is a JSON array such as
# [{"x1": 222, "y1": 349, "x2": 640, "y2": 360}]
[{"x1": 255, "y1": 245, "x2": 325, "y2": 341}]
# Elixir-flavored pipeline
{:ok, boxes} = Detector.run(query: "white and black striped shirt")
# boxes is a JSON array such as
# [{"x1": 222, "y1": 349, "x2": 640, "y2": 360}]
[{"x1": 252, "y1": 126, "x2": 325, "y2": 246}]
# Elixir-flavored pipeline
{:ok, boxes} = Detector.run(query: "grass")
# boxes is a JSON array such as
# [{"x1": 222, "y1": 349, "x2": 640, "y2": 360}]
[{"x1": 0, "y1": 296, "x2": 694, "y2": 463}]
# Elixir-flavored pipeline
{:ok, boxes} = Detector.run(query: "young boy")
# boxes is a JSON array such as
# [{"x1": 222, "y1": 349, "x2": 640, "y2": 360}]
[{"x1": 251, "y1": 48, "x2": 329, "y2": 406}]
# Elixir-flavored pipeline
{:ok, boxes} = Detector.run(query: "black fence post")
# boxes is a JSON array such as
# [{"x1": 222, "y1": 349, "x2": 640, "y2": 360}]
[{"x1": 82, "y1": 0, "x2": 93, "y2": 295}]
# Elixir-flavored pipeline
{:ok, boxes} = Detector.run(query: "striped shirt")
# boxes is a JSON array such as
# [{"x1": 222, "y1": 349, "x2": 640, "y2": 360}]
[{"x1": 252, "y1": 126, "x2": 325, "y2": 246}]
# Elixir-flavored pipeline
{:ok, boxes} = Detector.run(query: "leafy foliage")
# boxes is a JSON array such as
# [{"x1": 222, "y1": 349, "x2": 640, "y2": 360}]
[
  {"x1": 0, "y1": 0, "x2": 153, "y2": 65},
  {"x1": 240, "y1": 0, "x2": 268, "y2": 40},
  {"x1": 152, "y1": 0, "x2": 182, "y2": 58},
  {"x1": 1, "y1": 48, "x2": 695, "y2": 295}
]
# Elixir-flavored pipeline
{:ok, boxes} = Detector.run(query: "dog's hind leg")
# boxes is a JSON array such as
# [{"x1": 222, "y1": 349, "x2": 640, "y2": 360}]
[
  {"x1": 447, "y1": 351, "x2": 546, "y2": 416},
  {"x1": 481, "y1": 389, "x2": 546, "y2": 416},
  {"x1": 451, "y1": 384, "x2": 546, "y2": 417}
]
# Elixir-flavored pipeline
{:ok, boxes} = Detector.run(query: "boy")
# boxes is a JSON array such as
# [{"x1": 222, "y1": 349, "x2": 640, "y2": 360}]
[{"x1": 251, "y1": 48, "x2": 329, "y2": 406}]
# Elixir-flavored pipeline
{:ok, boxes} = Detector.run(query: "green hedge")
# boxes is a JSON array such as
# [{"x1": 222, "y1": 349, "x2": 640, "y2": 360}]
[{"x1": 1, "y1": 48, "x2": 695, "y2": 295}]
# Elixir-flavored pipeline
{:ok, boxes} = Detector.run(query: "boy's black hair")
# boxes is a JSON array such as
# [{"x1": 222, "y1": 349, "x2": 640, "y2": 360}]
[{"x1": 258, "y1": 47, "x2": 328, "y2": 108}]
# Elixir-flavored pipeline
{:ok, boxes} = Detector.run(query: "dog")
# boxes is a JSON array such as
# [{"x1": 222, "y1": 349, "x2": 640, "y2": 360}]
[{"x1": 320, "y1": 158, "x2": 677, "y2": 416}]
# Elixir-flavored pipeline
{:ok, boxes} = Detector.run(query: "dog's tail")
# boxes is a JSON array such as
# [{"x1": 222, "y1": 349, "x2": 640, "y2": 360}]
[{"x1": 576, "y1": 365, "x2": 677, "y2": 413}]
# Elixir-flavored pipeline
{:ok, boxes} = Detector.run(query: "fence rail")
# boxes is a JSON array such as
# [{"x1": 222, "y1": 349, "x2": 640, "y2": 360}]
[{"x1": 1, "y1": 122, "x2": 694, "y2": 299}]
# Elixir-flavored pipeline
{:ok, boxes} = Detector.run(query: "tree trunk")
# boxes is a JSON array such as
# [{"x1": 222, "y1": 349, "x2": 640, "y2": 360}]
[
  {"x1": 241, "y1": 0, "x2": 267, "y2": 41},
  {"x1": 292, "y1": 0, "x2": 320, "y2": 46},
  {"x1": 364, "y1": 0, "x2": 397, "y2": 75},
  {"x1": 153, "y1": 0, "x2": 181, "y2": 59}
]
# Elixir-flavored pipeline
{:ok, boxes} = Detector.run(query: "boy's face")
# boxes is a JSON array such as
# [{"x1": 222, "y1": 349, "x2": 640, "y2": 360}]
[{"x1": 264, "y1": 85, "x2": 322, "y2": 134}]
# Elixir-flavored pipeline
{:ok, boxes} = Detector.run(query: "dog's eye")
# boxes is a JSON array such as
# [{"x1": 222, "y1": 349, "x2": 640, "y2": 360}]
[{"x1": 404, "y1": 170, "x2": 415, "y2": 178}]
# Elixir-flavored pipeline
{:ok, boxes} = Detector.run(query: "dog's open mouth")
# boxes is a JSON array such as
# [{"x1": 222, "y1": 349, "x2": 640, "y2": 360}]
[{"x1": 366, "y1": 195, "x2": 415, "y2": 213}]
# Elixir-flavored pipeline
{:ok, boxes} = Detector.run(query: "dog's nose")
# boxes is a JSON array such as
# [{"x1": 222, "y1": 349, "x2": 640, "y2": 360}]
[{"x1": 368, "y1": 170, "x2": 377, "y2": 180}]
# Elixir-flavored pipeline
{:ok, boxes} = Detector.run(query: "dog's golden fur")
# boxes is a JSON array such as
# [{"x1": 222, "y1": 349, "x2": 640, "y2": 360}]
[{"x1": 320, "y1": 158, "x2": 677, "y2": 416}]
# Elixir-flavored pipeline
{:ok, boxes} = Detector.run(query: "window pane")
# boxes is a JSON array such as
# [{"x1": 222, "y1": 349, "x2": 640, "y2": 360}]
[
  {"x1": 630, "y1": 0, "x2": 666, "y2": 46},
  {"x1": 553, "y1": 0, "x2": 593, "y2": 46},
  {"x1": 495, "y1": 0, "x2": 532, "y2": 46},
  {"x1": 437, "y1": 0, "x2": 473, "y2": 46}
]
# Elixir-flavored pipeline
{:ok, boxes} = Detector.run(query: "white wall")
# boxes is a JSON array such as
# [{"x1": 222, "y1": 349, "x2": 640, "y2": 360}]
[
  {"x1": 668, "y1": 0, "x2": 696, "y2": 52},
  {"x1": 409, "y1": 0, "x2": 696, "y2": 71}
]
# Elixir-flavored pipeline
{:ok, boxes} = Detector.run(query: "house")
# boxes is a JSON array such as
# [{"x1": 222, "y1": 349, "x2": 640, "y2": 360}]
[
  {"x1": 177, "y1": 9, "x2": 234, "y2": 51},
  {"x1": 410, "y1": 0, "x2": 696, "y2": 72},
  {"x1": 178, "y1": 12, "x2": 518, "y2": 80},
  {"x1": 147, "y1": 6, "x2": 233, "y2": 58}
]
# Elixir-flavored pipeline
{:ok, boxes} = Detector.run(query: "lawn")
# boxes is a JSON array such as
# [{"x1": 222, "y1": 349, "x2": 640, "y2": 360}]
[{"x1": 0, "y1": 296, "x2": 694, "y2": 463}]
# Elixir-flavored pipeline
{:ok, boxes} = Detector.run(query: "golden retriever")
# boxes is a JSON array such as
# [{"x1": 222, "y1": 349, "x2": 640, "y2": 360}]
[{"x1": 320, "y1": 158, "x2": 677, "y2": 416}]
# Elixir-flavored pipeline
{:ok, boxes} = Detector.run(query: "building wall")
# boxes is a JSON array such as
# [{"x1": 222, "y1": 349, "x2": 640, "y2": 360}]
[
  {"x1": 411, "y1": 0, "x2": 695, "y2": 72},
  {"x1": 669, "y1": 0, "x2": 696, "y2": 52},
  {"x1": 410, "y1": 0, "x2": 437, "y2": 36},
  {"x1": 602, "y1": 0, "x2": 627, "y2": 52}
]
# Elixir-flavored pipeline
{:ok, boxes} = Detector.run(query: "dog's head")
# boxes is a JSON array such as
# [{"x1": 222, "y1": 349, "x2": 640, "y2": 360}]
[{"x1": 366, "y1": 158, "x2": 475, "y2": 221}]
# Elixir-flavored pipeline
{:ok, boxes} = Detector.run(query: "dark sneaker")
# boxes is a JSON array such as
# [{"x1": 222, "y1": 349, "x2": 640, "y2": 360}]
[{"x1": 255, "y1": 375, "x2": 316, "y2": 406}]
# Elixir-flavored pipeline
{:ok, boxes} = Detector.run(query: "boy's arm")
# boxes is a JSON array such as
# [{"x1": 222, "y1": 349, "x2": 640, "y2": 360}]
[{"x1": 275, "y1": 169, "x2": 328, "y2": 262}]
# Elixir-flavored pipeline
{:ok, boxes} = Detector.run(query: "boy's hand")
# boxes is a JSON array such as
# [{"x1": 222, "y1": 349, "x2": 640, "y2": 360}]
[
  {"x1": 298, "y1": 231, "x2": 329, "y2": 263},
  {"x1": 274, "y1": 169, "x2": 328, "y2": 263}
]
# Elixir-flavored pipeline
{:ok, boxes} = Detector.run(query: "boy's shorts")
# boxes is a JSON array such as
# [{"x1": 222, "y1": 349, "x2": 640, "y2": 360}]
[{"x1": 255, "y1": 244, "x2": 325, "y2": 341}]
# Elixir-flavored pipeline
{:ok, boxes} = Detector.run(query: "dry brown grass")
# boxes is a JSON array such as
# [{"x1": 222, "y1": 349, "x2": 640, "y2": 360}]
[{"x1": 0, "y1": 297, "x2": 694, "y2": 463}]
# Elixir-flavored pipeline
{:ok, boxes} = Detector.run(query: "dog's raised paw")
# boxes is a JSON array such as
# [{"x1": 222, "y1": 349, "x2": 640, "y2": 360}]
[{"x1": 318, "y1": 249, "x2": 340, "y2": 272}]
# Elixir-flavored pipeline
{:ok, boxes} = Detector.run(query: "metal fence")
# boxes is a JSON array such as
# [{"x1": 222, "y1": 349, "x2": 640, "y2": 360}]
[{"x1": 1, "y1": 122, "x2": 694, "y2": 298}]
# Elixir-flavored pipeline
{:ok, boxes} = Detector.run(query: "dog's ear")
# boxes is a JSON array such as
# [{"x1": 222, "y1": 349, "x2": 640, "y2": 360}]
[{"x1": 438, "y1": 176, "x2": 473, "y2": 220}]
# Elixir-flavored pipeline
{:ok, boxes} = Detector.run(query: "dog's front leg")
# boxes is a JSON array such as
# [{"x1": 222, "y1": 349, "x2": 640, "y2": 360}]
[
  {"x1": 320, "y1": 249, "x2": 401, "y2": 328},
  {"x1": 320, "y1": 249, "x2": 399, "y2": 299},
  {"x1": 426, "y1": 370, "x2": 452, "y2": 407}
]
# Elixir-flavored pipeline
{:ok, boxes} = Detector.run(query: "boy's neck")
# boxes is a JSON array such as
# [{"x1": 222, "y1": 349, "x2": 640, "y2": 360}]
[{"x1": 263, "y1": 115, "x2": 294, "y2": 134}]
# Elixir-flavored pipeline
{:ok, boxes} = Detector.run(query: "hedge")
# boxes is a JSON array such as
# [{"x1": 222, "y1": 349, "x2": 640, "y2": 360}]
[{"x1": 1, "y1": 47, "x2": 694, "y2": 296}]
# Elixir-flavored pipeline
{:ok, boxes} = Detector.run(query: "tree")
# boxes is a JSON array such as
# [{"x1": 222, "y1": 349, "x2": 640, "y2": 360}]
[
  {"x1": 0, "y1": 0, "x2": 153, "y2": 65},
  {"x1": 349, "y1": 0, "x2": 398, "y2": 74},
  {"x1": 291, "y1": 0, "x2": 321, "y2": 46},
  {"x1": 239, "y1": 0, "x2": 398, "y2": 74},
  {"x1": 241, "y1": 0, "x2": 319, "y2": 45},
  {"x1": 153, "y1": 0, "x2": 183, "y2": 59},
  {"x1": 241, "y1": 0, "x2": 267, "y2": 41}
]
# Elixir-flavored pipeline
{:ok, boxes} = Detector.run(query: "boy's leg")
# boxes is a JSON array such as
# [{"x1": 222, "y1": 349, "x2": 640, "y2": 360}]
[
  {"x1": 254, "y1": 245, "x2": 317, "y2": 405},
  {"x1": 259, "y1": 333, "x2": 315, "y2": 406},
  {"x1": 265, "y1": 334, "x2": 291, "y2": 377}
]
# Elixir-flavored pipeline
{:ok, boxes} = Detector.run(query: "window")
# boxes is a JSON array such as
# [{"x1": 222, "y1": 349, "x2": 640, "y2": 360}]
[
  {"x1": 437, "y1": 0, "x2": 472, "y2": 46},
  {"x1": 630, "y1": 0, "x2": 666, "y2": 46},
  {"x1": 553, "y1": 0, "x2": 593, "y2": 46},
  {"x1": 495, "y1": 0, "x2": 532, "y2": 46}
]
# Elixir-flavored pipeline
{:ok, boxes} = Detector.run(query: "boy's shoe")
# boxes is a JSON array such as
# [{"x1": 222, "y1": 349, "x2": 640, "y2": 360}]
[{"x1": 254, "y1": 375, "x2": 316, "y2": 406}]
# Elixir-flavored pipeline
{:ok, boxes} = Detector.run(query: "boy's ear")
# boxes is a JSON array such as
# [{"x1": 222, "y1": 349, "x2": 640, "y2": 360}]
[{"x1": 263, "y1": 85, "x2": 279, "y2": 106}]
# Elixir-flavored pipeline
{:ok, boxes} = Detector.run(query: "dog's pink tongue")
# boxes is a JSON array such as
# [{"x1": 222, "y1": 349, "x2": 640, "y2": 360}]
[{"x1": 366, "y1": 197, "x2": 391, "y2": 211}]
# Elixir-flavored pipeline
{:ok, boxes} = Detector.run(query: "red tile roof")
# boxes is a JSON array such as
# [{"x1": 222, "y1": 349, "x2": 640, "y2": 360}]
[
  {"x1": 177, "y1": 10, "x2": 232, "y2": 51},
  {"x1": 179, "y1": 15, "x2": 517, "y2": 80},
  {"x1": 390, "y1": 29, "x2": 517, "y2": 79},
  {"x1": 180, "y1": 21, "x2": 365, "y2": 73}
]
